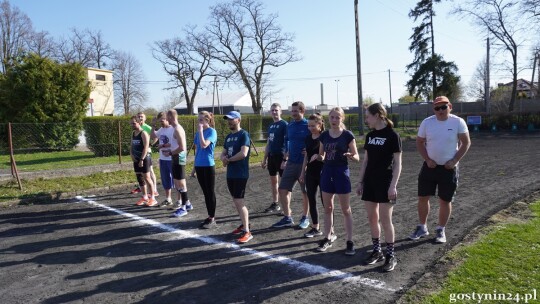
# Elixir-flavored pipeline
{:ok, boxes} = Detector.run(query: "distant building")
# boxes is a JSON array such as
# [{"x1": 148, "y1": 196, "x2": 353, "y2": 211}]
[
  {"x1": 497, "y1": 79, "x2": 539, "y2": 98},
  {"x1": 174, "y1": 91, "x2": 255, "y2": 115},
  {"x1": 87, "y1": 68, "x2": 114, "y2": 116}
]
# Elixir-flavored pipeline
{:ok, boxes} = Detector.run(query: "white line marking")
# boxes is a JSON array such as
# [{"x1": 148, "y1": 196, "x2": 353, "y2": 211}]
[{"x1": 82, "y1": 198, "x2": 397, "y2": 292}]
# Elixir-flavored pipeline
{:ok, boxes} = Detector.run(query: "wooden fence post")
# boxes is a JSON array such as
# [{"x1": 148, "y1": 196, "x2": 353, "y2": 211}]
[{"x1": 118, "y1": 121, "x2": 122, "y2": 164}]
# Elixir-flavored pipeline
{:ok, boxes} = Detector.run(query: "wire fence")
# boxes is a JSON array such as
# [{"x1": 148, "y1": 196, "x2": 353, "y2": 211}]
[{"x1": 2, "y1": 111, "x2": 538, "y2": 182}]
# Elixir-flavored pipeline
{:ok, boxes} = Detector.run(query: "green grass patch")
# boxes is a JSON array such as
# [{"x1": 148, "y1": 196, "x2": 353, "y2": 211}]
[
  {"x1": 1, "y1": 150, "x2": 122, "y2": 171},
  {"x1": 0, "y1": 152, "x2": 264, "y2": 204},
  {"x1": 415, "y1": 200, "x2": 540, "y2": 304}
]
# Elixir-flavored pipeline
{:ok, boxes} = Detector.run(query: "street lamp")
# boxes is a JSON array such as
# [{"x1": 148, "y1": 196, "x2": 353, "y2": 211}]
[{"x1": 335, "y1": 79, "x2": 340, "y2": 107}]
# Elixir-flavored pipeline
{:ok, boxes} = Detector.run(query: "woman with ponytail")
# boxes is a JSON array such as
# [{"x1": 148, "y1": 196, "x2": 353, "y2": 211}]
[{"x1": 356, "y1": 103, "x2": 402, "y2": 272}]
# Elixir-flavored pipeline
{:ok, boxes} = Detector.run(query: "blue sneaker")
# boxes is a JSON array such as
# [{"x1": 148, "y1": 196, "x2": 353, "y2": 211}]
[
  {"x1": 272, "y1": 216, "x2": 294, "y2": 228},
  {"x1": 298, "y1": 216, "x2": 310, "y2": 229},
  {"x1": 185, "y1": 201, "x2": 193, "y2": 211},
  {"x1": 409, "y1": 225, "x2": 429, "y2": 240},
  {"x1": 171, "y1": 207, "x2": 187, "y2": 217}
]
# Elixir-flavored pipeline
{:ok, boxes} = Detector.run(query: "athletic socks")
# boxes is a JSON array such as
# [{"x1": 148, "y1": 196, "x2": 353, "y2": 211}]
[
  {"x1": 386, "y1": 242, "x2": 395, "y2": 257},
  {"x1": 180, "y1": 191, "x2": 189, "y2": 204},
  {"x1": 372, "y1": 237, "x2": 381, "y2": 252}
]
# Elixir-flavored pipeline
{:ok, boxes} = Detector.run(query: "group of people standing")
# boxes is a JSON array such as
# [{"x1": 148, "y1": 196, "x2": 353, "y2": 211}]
[{"x1": 129, "y1": 95, "x2": 470, "y2": 273}]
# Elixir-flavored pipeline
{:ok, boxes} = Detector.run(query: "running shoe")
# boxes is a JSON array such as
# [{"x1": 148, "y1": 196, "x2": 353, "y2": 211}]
[
  {"x1": 272, "y1": 216, "x2": 294, "y2": 228},
  {"x1": 146, "y1": 197, "x2": 158, "y2": 207},
  {"x1": 264, "y1": 202, "x2": 281, "y2": 213},
  {"x1": 237, "y1": 231, "x2": 253, "y2": 244},
  {"x1": 364, "y1": 250, "x2": 385, "y2": 265},
  {"x1": 382, "y1": 254, "x2": 397, "y2": 272},
  {"x1": 153, "y1": 191, "x2": 159, "y2": 197},
  {"x1": 345, "y1": 240, "x2": 356, "y2": 256},
  {"x1": 200, "y1": 218, "x2": 217, "y2": 229},
  {"x1": 171, "y1": 207, "x2": 187, "y2": 217},
  {"x1": 159, "y1": 199, "x2": 173, "y2": 207},
  {"x1": 185, "y1": 201, "x2": 193, "y2": 211},
  {"x1": 298, "y1": 216, "x2": 310, "y2": 229},
  {"x1": 409, "y1": 225, "x2": 429, "y2": 240},
  {"x1": 435, "y1": 228, "x2": 447, "y2": 243},
  {"x1": 383, "y1": 254, "x2": 397, "y2": 272},
  {"x1": 304, "y1": 227, "x2": 323, "y2": 238},
  {"x1": 317, "y1": 238, "x2": 332, "y2": 252},
  {"x1": 232, "y1": 224, "x2": 245, "y2": 235},
  {"x1": 329, "y1": 233, "x2": 337, "y2": 243},
  {"x1": 135, "y1": 197, "x2": 147, "y2": 206},
  {"x1": 131, "y1": 187, "x2": 141, "y2": 194}
]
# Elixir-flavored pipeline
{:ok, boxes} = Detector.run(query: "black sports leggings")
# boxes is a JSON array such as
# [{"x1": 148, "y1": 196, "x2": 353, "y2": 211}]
[
  {"x1": 195, "y1": 166, "x2": 216, "y2": 217},
  {"x1": 305, "y1": 173, "x2": 322, "y2": 225}
]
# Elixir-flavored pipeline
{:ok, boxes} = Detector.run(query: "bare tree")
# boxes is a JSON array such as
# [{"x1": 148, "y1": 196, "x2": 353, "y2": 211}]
[
  {"x1": 466, "y1": 59, "x2": 488, "y2": 103},
  {"x1": 152, "y1": 27, "x2": 214, "y2": 114},
  {"x1": 112, "y1": 51, "x2": 148, "y2": 115},
  {"x1": 453, "y1": 0, "x2": 532, "y2": 112},
  {"x1": 53, "y1": 28, "x2": 112, "y2": 69},
  {"x1": 521, "y1": 0, "x2": 540, "y2": 18},
  {"x1": 54, "y1": 28, "x2": 94, "y2": 66},
  {"x1": 0, "y1": 0, "x2": 33, "y2": 73},
  {"x1": 87, "y1": 29, "x2": 113, "y2": 69},
  {"x1": 26, "y1": 30, "x2": 56, "y2": 58},
  {"x1": 207, "y1": 0, "x2": 300, "y2": 114}
]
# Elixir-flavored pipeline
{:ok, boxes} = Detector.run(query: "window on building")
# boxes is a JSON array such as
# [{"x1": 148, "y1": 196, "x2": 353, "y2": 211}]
[{"x1": 95, "y1": 74, "x2": 106, "y2": 81}]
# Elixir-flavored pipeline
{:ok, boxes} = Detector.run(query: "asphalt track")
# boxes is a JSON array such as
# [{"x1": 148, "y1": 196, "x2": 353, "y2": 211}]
[{"x1": 1, "y1": 133, "x2": 539, "y2": 303}]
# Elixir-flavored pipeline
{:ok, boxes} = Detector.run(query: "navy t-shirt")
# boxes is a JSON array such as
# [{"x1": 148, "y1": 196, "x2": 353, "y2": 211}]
[
  {"x1": 363, "y1": 126, "x2": 402, "y2": 178},
  {"x1": 224, "y1": 129, "x2": 251, "y2": 179},
  {"x1": 267, "y1": 120, "x2": 288, "y2": 155},
  {"x1": 319, "y1": 130, "x2": 355, "y2": 167}
]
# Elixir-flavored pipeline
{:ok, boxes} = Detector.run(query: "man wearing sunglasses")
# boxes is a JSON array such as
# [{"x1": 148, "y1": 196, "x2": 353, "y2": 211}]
[{"x1": 409, "y1": 96, "x2": 471, "y2": 244}]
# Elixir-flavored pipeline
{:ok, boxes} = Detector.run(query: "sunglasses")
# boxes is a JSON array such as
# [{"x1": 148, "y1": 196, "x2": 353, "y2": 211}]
[{"x1": 434, "y1": 105, "x2": 448, "y2": 111}]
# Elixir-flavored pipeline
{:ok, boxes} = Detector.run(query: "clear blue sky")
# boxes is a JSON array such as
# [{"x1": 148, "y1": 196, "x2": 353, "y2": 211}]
[{"x1": 10, "y1": 0, "x2": 535, "y2": 111}]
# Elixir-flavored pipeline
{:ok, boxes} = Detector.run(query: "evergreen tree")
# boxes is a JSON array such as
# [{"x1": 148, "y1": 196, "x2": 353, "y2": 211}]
[
  {"x1": 406, "y1": 0, "x2": 460, "y2": 101},
  {"x1": 0, "y1": 54, "x2": 91, "y2": 149}
]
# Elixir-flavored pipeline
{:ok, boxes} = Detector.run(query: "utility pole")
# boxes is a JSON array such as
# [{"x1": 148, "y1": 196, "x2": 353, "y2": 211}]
[
  {"x1": 531, "y1": 52, "x2": 537, "y2": 98},
  {"x1": 388, "y1": 69, "x2": 393, "y2": 114},
  {"x1": 485, "y1": 37, "x2": 491, "y2": 113},
  {"x1": 335, "y1": 79, "x2": 340, "y2": 107},
  {"x1": 354, "y1": 0, "x2": 364, "y2": 135}
]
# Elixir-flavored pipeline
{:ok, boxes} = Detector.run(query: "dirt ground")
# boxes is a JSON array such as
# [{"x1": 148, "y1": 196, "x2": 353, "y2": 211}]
[{"x1": 1, "y1": 132, "x2": 539, "y2": 304}]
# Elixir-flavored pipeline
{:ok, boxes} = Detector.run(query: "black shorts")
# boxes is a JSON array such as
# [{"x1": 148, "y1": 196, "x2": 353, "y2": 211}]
[
  {"x1": 267, "y1": 153, "x2": 284, "y2": 177},
  {"x1": 227, "y1": 178, "x2": 248, "y2": 199},
  {"x1": 133, "y1": 156, "x2": 152, "y2": 174},
  {"x1": 361, "y1": 172, "x2": 392, "y2": 203},
  {"x1": 418, "y1": 162, "x2": 459, "y2": 202},
  {"x1": 172, "y1": 155, "x2": 186, "y2": 180}
]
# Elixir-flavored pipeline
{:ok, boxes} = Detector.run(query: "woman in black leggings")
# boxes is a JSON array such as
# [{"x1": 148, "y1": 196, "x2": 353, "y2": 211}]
[
  {"x1": 299, "y1": 113, "x2": 325, "y2": 238},
  {"x1": 190, "y1": 111, "x2": 218, "y2": 229}
]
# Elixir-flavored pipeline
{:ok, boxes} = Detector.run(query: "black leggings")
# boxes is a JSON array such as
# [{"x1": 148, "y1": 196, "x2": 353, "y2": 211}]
[
  {"x1": 305, "y1": 173, "x2": 322, "y2": 225},
  {"x1": 195, "y1": 166, "x2": 216, "y2": 217}
]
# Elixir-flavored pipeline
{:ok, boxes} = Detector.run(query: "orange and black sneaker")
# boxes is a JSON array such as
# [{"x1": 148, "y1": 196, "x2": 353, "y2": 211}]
[
  {"x1": 131, "y1": 187, "x2": 141, "y2": 194},
  {"x1": 135, "y1": 197, "x2": 147, "y2": 206},
  {"x1": 146, "y1": 197, "x2": 158, "y2": 207},
  {"x1": 232, "y1": 224, "x2": 245, "y2": 235},
  {"x1": 237, "y1": 231, "x2": 253, "y2": 244}
]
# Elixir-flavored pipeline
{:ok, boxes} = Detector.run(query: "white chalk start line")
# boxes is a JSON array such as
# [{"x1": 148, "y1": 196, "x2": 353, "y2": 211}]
[{"x1": 75, "y1": 195, "x2": 397, "y2": 292}]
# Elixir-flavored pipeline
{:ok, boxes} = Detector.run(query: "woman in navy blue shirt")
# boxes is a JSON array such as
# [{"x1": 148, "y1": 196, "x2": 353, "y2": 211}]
[{"x1": 316, "y1": 107, "x2": 359, "y2": 255}]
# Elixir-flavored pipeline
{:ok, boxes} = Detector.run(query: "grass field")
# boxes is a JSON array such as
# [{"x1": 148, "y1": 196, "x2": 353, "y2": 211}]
[{"x1": 403, "y1": 199, "x2": 540, "y2": 303}]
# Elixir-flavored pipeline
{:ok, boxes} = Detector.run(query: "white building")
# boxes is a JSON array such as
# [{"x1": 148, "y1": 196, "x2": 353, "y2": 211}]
[
  {"x1": 87, "y1": 67, "x2": 114, "y2": 116},
  {"x1": 174, "y1": 91, "x2": 254, "y2": 115}
]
